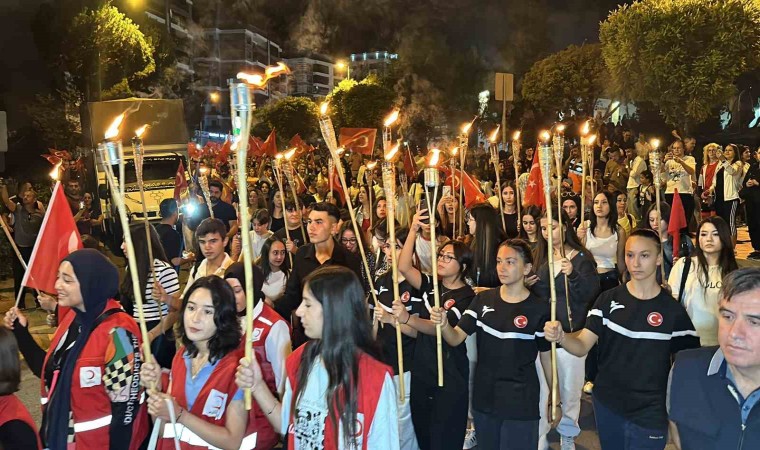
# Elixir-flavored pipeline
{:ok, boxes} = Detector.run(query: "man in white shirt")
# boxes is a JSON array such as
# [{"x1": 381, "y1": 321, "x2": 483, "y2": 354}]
[
  {"x1": 663, "y1": 140, "x2": 697, "y2": 231},
  {"x1": 626, "y1": 146, "x2": 648, "y2": 221},
  {"x1": 183, "y1": 218, "x2": 234, "y2": 296}
]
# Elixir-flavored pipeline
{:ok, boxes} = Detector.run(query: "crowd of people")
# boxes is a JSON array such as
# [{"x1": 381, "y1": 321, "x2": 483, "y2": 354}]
[{"x1": 0, "y1": 126, "x2": 759, "y2": 450}]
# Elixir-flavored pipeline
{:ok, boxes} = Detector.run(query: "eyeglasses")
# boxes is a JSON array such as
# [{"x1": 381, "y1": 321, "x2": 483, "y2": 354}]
[
  {"x1": 437, "y1": 253, "x2": 455, "y2": 263},
  {"x1": 340, "y1": 238, "x2": 357, "y2": 244}
]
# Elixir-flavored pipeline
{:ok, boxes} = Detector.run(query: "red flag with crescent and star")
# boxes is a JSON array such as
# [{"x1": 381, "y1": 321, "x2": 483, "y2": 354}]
[
  {"x1": 289, "y1": 134, "x2": 314, "y2": 156},
  {"x1": 668, "y1": 188, "x2": 688, "y2": 258},
  {"x1": 339, "y1": 128, "x2": 377, "y2": 155},
  {"x1": 441, "y1": 166, "x2": 486, "y2": 209},
  {"x1": 523, "y1": 147, "x2": 545, "y2": 207}
]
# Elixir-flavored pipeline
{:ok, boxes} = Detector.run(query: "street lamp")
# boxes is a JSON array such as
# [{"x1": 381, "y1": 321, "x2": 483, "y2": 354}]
[
  {"x1": 336, "y1": 61, "x2": 350, "y2": 80},
  {"x1": 200, "y1": 91, "x2": 221, "y2": 133}
]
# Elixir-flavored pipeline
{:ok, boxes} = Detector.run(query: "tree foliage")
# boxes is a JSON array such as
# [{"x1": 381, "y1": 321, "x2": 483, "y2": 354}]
[
  {"x1": 61, "y1": 3, "x2": 156, "y2": 100},
  {"x1": 326, "y1": 75, "x2": 396, "y2": 131},
  {"x1": 522, "y1": 44, "x2": 609, "y2": 119},
  {"x1": 600, "y1": 0, "x2": 760, "y2": 129},
  {"x1": 254, "y1": 96, "x2": 320, "y2": 142}
]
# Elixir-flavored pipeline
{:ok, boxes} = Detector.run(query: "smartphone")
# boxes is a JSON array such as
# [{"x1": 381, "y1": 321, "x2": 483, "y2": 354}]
[
  {"x1": 417, "y1": 199, "x2": 430, "y2": 225},
  {"x1": 442, "y1": 185, "x2": 452, "y2": 197}
]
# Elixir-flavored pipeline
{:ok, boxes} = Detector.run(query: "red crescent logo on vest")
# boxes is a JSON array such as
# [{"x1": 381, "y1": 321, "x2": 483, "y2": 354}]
[
  {"x1": 647, "y1": 312, "x2": 663, "y2": 327},
  {"x1": 353, "y1": 418, "x2": 364, "y2": 437},
  {"x1": 514, "y1": 315, "x2": 528, "y2": 329},
  {"x1": 444, "y1": 299, "x2": 456, "y2": 310},
  {"x1": 401, "y1": 291, "x2": 411, "y2": 303}
]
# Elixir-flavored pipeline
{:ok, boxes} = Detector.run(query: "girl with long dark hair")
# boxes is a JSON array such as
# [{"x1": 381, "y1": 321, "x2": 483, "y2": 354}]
[
  {"x1": 543, "y1": 229, "x2": 699, "y2": 450},
  {"x1": 257, "y1": 237, "x2": 290, "y2": 305},
  {"x1": 578, "y1": 191, "x2": 627, "y2": 292},
  {"x1": 120, "y1": 221, "x2": 180, "y2": 368},
  {"x1": 392, "y1": 208, "x2": 476, "y2": 450},
  {"x1": 531, "y1": 206, "x2": 600, "y2": 449},
  {"x1": 645, "y1": 202, "x2": 694, "y2": 279},
  {"x1": 437, "y1": 194, "x2": 458, "y2": 239},
  {"x1": 141, "y1": 276, "x2": 247, "y2": 450},
  {"x1": 429, "y1": 239, "x2": 552, "y2": 449},
  {"x1": 268, "y1": 190, "x2": 285, "y2": 233},
  {"x1": 707, "y1": 144, "x2": 743, "y2": 242},
  {"x1": 668, "y1": 216, "x2": 738, "y2": 346},
  {"x1": 236, "y1": 266, "x2": 400, "y2": 449},
  {"x1": 500, "y1": 182, "x2": 520, "y2": 238},
  {"x1": 518, "y1": 205, "x2": 542, "y2": 251},
  {"x1": 225, "y1": 263, "x2": 291, "y2": 450},
  {"x1": 466, "y1": 203, "x2": 504, "y2": 288},
  {"x1": 339, "y1": 220, "x2": 375, "y2": 291}
]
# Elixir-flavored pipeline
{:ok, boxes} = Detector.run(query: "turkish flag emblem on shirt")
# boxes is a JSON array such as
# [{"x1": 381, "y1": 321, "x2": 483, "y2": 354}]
[
  {"x1": 647, "y1": 312, "x2": 663, "y2": 327},
  {"x1": 21, "y1": 182, "x2": 83, "y2": 294},
  {"x1": 339, "y1": 128, "x2": 377, "y2": 155},
  {"x1": 514, "y1": 315, "x2": 528, "y2": 329}
]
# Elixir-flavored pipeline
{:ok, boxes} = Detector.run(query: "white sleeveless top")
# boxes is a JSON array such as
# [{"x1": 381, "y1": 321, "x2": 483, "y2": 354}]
[{"x1": 585, "y1": 230, "x2": 618, "y2": 269}]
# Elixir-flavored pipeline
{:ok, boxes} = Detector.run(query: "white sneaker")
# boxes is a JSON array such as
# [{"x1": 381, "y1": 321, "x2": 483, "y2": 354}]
[
  {"x1": 463, "y1": 427, "x2": 477, "y2": 449},
  {"x1": 560, "y1": 434, "x2": 576, "y2": 450},
  {"x1": 583, "y1": 381, "x2": 594, "y2": 394}
]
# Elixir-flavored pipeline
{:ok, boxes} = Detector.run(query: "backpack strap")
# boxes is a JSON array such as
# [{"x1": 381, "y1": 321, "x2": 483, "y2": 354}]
[{"x1": 678, "y1": 257, "x2": 692, "y2": 305}]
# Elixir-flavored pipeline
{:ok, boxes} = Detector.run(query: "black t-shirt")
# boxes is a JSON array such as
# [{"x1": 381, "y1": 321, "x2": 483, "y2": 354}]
[
  {"x1": 269, "y1": 215, "x2": 284, "y2": 233},
  {"x1": 586, "y1": 284, "x2": 700, "y2": 429},
  {"x1": 458, "y1": 288, "x2": 550, "y2": 420},
  {"x1": 198, "y1": 200, "x2": 237, "y2": 232},
  {"x1": 502, "y1": 212, "x2": 519, "y2": 239},
  {"x1": 413, "y1": 274, "x2": 475, "y2": 391},
  {"x1": 274, "y1": 225, "x2": 308, "y2": 249},
  {"x1": 155, "y1": 223, "x2": 182, "y2": 262},
  {"x1": 371, "y1": 274, "x2": 422, "y2": 375}
]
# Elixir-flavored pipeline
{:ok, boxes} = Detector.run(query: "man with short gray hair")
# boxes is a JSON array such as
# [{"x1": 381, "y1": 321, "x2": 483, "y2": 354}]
[{"x1": 669, "y1": 267, "x2": 760, "y2": 449}]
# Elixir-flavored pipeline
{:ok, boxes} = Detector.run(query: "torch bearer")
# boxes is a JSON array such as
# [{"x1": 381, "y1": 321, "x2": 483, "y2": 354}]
[
  {"x1": 649, "y1": 139, "x2": 666, "y2": 282},
  {"x1": 132, "y1": 125, "x2": 162, "y2": 327},
  {"x1": 580, "y1": 121, "x2": 597, "y2": 226},
  {"x1": 234, "y1": 62, "x2": 288, "y2": 409},
  {"x1": 366, "y1": 160, "x2": 377, "y2": 230},
  {"x1": 318, "y1": 102, "x2": 381, "y2": 313},
  {"x1": 539, "y1": 131, "x2": 559, "y2": 422},
  {"x1": 97, "y1": 114, "x2": 154, "y2": 381},
  {"x1": 382, "y1": 155, "x2": 406, "y2": 401},
  {"x1": 489, "y1": 126, "x2": 507, "y2": 234},
  {"x1": 282, "y1": 149, "x2": 307, "y2": 241},
  {"x1": 512, "y1": 131, "x2": 522, "y2": 232},
  {"x1": 198, "y1": 166, "x2": 214, "y2": 219},
  {"x1": 448, "y1": 147, "x2": 458, "y2": 239},
  {"x1": 424, "y1": 151, "x2": 444, "y2": 387},
  {"x1": 458, "y1": 122, "x2": 473, "y2": 234}
]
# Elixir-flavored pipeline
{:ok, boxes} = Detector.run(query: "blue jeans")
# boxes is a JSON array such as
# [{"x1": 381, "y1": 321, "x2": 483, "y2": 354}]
[
  {"x1": 472, "y1": 409, "x2": 538, "y2": 450},
  {"x1": 593, "y1": 395, "x2": 667, "y2": 450}
]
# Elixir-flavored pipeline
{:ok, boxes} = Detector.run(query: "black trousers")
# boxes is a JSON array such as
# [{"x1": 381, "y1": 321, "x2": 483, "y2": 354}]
[
  {"x1": 747, "y1": 199, "x2": 760, "y2": 251},
  {"x1": 665, "y1": 193, "x2": 695, "y2": 232},
  {"x1": 13, "y1": 246, "x2": 34, "y2": 309},
  {"x1": 410, "y1": 377, "x2": 469, "y2": 450}
]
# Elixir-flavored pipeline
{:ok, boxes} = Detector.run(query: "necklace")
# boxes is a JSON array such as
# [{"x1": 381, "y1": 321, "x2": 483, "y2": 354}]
[{"x1": 191, "y1": 354, "x2": 209, "y2": 378}]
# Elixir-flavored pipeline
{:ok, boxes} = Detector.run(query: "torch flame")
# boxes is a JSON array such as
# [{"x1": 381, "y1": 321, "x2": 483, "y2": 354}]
[
  {"x1": 135, "y1": 124, "x2": 149, "y2": 138},
  {"x1": 275, "y1": 152, "x2": 285, "y2": 161},
  {"x1": 238, "y1": 62, "x2": 290, "y2": 88},
  {"x1": 199, "y1": 166, "x2": 209, "y2": 175},
  {"x1": 555, "y1": 123, "x2": 566, "y2": 133},
  {"x1": 320, "y1": 102, "x2": 329, "y2": 116},
  {"x1": 284, "y1": 148, "x2": 297, "y2": 160},
  {"x1": 105, "y1": 114, "x2": 125, "y2": 140},
  {"x1": 383, "y1": 110, "x2": 400, "y2": 128},
  {"x1": 461, "y1": 122, "x2": 472, "y2": 135},
  {"x1": 50, "y1": 162, "x2": 62, "y2": 180},
  {"x1": 581, "y1": 120, "x2": 591, "y2": 136},
  {"x1": 336, "y1": 147, "x2": 345, "y2": 156},
  {"x1": 512, "y1": 131, "x2": 521, "y2": 141},
  {"x1": 588, "y1": 135, "x2": 597, "y2": 145},
  {"x1": 450, "y1": 146, "x2": 459, "y2": 156},
  {"x1": 428, "y1": 148, "x2": 441, "y2": 166},
  {"x1": 539, "y1": 131, "x2": 551, "y2": 143},
  {"x1": 366, "y1": 161, "x2": 378, "y2": 169},
  {"x1": 385, "y1": 143, "x2": 400, "y2": 161},
  {"x1": 489, "y1": 126, "x2": 501, "y2": 143},
  {"x1": 650, "y1": 138, "x2": 660, "y2": 150}
]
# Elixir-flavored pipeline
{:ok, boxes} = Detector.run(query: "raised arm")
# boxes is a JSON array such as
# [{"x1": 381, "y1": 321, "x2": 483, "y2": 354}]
[{"x1": 398, "y1": 208, "x2": 427, "y2": 290}]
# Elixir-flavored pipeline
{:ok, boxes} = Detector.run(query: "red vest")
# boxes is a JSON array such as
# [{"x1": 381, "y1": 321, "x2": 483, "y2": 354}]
[
  {"x1": 40, "y1": 300, "x2": 148, "y2": 450},
  {"x1": 158, "y1": 347, "x2": 242, "y2": 450},
  {"x1": 0, "y1": 394, "x2": 42, "y2": 449},
  {"x1": 241, "y1": 304, "x2": 290, "y2": 450},
  {"x1": 285, "y1": 345, "x2": 392, "y2": 450}
]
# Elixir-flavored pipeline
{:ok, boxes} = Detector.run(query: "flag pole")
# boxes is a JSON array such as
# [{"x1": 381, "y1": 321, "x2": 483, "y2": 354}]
[
  {"x1": 649, "y1": 139, "x2": 666, "y2": 282},
  {"x1": 424, "y1": 159, "x2": 444, "y2": 387},
  {"x1": 1, "y1": 215, "x2": 42, "y2": 308},
  {"x1": 539, "y1": 131, "x2": 559, "y2": 422}
]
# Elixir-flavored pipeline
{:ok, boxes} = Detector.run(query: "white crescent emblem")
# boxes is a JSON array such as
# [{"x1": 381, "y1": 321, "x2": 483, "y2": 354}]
[{"x1": 68, "y1": 231, "x2": 79, "y2": 252}]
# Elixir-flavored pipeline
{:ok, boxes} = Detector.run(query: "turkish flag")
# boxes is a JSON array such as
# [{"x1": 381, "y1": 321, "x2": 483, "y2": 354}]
[
  {"x1": 668, "y1": 188, "x2": 688, "y2": 259},
  {"x1": 174, "y1": 160, "x2": 188, "y2": 202},
  {"x1": 21, "y1": 182, "x2": 83, "y2": 294},
  {"x1": 441, "y1": 167, "x2": 486, "y2": 209},
  {"x1": 523, "y1": 147, "x2": 544, "y2": 207},
  {"x1": 261, "y1": 129, "x2": 278, "y2": 157},
  {"x1": 248, "y1": 136, "x2": 264, "y2": 157},
  {"x1": 339, "y1": 128, "x2": 377, "y2": 155},
  {"x1": 289, "y1": 134, "x2": 314, "y2": 156}
]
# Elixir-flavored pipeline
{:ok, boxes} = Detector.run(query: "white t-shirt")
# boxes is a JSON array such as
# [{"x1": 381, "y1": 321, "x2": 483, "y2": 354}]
[
  {"x1": 262, "y1": 270, "x2": 287, "y2": 302},
  {"x1": 668, "y1": 257, "x2": 721, "y2": 346},
  {"x1": 280, "y1": 357, "x2": 399, "y2": 450},
  {"x1": 250, "y1": 230, "x2": 274, "y2": 261},
  {"x1": 182, "y1": 253, "x2": 234, "y2": 296},
  {"x1": 664, "y1": 156, "x2": 696, "y2": 194},
  {"x1": 627, "y1": 156, "x2": 648, "y2": 189}
]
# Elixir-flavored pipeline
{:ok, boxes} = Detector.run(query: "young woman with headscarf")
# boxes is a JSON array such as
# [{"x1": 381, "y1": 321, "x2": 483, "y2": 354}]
[{"x1": 3, "y1": 249, "x2": 149, "y2": 449}]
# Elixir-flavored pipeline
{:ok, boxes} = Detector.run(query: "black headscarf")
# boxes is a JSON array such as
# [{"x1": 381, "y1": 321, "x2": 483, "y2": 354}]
[
  {"x1": 47, "y1": 249, "x2": 120, "y2": 449},
  {"x1": 224, "y1": 262, "x2": 265, "y2": 316}
]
